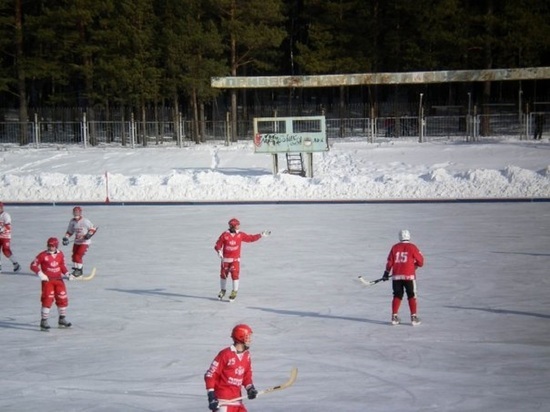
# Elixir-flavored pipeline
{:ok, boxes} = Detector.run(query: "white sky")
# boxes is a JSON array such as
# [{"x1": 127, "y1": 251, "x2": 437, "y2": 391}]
[{"x1": 0, "y1": 138, "x2": 549, "y2": 411}]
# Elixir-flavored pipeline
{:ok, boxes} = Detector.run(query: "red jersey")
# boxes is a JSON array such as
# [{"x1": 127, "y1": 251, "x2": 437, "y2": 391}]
[
  {"x1": 204, "y1": 345, "x2": 253, "y2": 403},
  {"x1": 385, "y1": 241, "x2": 424, "y2": 280},
  {"x1": 214, "y1": 231, "x2": 262, "y2": 262},
  {"x1": 30, "y1": 249, "x2": 69, "y2": 280}
]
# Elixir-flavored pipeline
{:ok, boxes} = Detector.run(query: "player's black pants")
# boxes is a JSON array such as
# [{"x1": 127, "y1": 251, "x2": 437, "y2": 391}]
[{"x1": 392, "y1": 279, "x2": 416, "y2": 300}]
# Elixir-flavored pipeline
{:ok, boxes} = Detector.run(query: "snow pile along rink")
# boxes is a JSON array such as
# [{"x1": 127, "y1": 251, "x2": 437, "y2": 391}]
[{"x1": 0, "y1": 139, "x2": 549, "y2": 202}]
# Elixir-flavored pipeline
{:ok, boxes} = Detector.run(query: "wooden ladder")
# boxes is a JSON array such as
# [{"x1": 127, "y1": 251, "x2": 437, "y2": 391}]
[{"x1": 285, "y1": 153, "x2": 306, "y2": 177}]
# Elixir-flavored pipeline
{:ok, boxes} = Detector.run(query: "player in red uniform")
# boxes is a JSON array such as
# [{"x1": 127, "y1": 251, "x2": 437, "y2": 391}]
[
  {"x1": 62, "y1": 206, "x2": 97, "y2": 277},
  {"x1": 214, "y1": 218, "x2": 270, "y2": 301},
  {"x1": 30, "y1": 237, "x2": 72, "y2": 331},
  {"x1": 0, "y1": 202, "x2": 21, "y2": 273},
  {"x1": 382, "y1": 229, "x2": 425, "y2": 326},
  {"x1": 204, "y1": 324, "x2": 258, "y2": 411}
]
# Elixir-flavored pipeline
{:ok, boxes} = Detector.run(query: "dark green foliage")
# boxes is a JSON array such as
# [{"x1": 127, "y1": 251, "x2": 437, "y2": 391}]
[{"x1": 0, "y1": 0, "x2": 548, "y2": 111}]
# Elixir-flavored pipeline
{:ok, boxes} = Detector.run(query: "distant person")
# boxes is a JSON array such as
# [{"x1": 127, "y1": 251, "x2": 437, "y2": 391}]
[
  {"x1": 0, "y1": 202, "x2": 21, "y2": 273},
  {"x1": 62, "y1": 206, "x2": 97, "y2": 277},
  {"x1": 30, "y1": 237, "x2": 73, "y2": 331},
  {"x1": 214, "y1": 218, "x2": 270, "y2": 302},
  {"x1": 534, "y1": 113, "x2": 545, "y2": 140},
  {"x1": 204, "y1": 324, "x2": 258, "y2": 411},
  {"x1": 382, "y1": 229, "x2": 424, "y2": 326}
]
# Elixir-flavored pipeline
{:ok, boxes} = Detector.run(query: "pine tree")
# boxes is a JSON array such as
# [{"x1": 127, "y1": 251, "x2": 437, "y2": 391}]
[
  {"x1": 213, "y1": 0, "x2": 286, "y2": 141},
  {"x1": 158, "y1": 0, "x2": 226, "y2": 143}
]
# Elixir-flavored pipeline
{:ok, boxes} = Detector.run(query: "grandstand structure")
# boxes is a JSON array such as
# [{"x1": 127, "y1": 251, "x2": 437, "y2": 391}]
[
  {"x1": 1, "y1": 68, "x2": 549, "y2": 146},
  {"x1": 212, "y1": 67, "x2": 550, "y2": 143},
  {"x1": 211, "y1": 67, "x2": 550, "y2": 88}
]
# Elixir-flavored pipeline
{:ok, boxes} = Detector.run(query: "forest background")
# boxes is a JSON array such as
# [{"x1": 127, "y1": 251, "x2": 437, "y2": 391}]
[{"x1": 1, "y1": 0, "x2": 550, "y2": 143}]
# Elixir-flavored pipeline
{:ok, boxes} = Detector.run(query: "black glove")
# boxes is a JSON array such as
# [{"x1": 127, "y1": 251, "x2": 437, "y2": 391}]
[
  {"x1": 207, "y1": 391, "x2": 219, "y2": 411},
  {"x1": 247, "y1": 384, "x2": 258, "y2": 399},
  {"x1": 62, "y1": 237, "x2": 69, "y2": 246},
  {"x1": 382, "y1": 270, "x2": 390, "y2": 281},
  {"x1": 84, "y1": 232, "x2": 93, "y2": 240}
]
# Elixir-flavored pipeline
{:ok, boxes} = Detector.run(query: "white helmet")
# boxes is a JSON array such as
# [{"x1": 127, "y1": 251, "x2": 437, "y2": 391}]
[{"x1": 399, "y1": 229, "x2": 411, "y2": 242}]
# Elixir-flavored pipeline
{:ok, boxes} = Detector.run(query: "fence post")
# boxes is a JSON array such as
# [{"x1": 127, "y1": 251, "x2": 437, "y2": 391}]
[
  {"x1": 130, "y1": 112, "x2": 136, "y2": 149},
  {"x1": 176, "y1": 112, "x2": 182, "y2": 148},
  {"x1": 473, "y1": 106, "x2": 479, "y2": 141},
  {"x1": 524, "y1": 103, "x2": 530, "y2": 140},
  {"x1": 33, "y1": 113, "x2": 39, "y2": 148},
  {"x1": 82, "y1": 112, "x2": 88, "y2": 148},
  {"x1": 418, "y1": 93, "x2": 424, "y2": 143},
  {"x1": 467, "y1": 92, "x2": 472, "y2": 141},
  {"x1": 374, "y1": 107, "x2": 376, "y2": 143}
]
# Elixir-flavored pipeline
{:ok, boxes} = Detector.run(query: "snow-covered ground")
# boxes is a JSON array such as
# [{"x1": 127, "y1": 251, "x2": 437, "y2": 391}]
[
  {"x1": 1, "y1": 138, "x2": 549, "y2": 202},
  {"x1": 0, "y1": 138, "x2": 549, "y2": 411}
]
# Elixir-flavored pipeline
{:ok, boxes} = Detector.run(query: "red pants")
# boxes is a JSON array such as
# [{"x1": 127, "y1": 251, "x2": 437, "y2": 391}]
[
  {"x1": 0, "y1": 238, "x2": 13, "y2": 258},
  {"x1": 72, "y1": 243, "x2": 89, "y2": 264},
  {"x1": 220, "y1": 261, "x2": 241, "y2": 280},
  {"x1": 41, "y1": 278, "x2": 68, "y2": 309}
]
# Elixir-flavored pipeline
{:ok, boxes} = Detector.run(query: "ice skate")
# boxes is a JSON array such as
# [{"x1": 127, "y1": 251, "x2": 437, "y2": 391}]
[
  {"x1": 217, "y1": 289, "x2": 226, "y2": 300},
  {"x1": 58, "y1": 316, "x2": 72, "y2": 328},
  {"x1": 40, "y1": 319, "x2": 51, "y2": 331},
  {"x1": 13, "y1": 262, "x2": 21, "y2": 272},
  {"x1": 411, "y1": 314, "x2": 421, "y2": 326},
  {"x1": 0, "y1": 264, "x2": 2, "y2": 273},
  {"x1": 228, "y1": 290, "x2": 238, "y2": 302},
  {"x1": 72, "y1": 267, "x2": 83, "y2": 278},
  {"x1": 391, "y1": 314, "x2": 400, "y2": 326}
]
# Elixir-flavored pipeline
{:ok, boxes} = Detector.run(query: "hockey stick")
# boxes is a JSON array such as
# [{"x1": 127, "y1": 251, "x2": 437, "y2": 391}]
[
  {"x1": 64, "y1": 267, "x2": 96, "y2": 281},
  {"x1": 357, "y1": 275, "x2": 391, "y2": 286},
  {"x1": 218, "y1": 367, "x2": 298, "y2": 406},
  {"x1": 77, "y1": 267, "x2": 96, "y2": 281}
]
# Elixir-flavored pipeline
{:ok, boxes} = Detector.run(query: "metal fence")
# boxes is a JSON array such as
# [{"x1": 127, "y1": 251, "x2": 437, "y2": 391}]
[{"x1": 0, "y1": 112, "x2": 547, "y2": 147}]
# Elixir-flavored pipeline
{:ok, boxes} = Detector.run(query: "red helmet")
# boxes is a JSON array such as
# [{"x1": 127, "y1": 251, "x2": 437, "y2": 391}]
[
  {"x1": 228, "y1": 218, "x2": 240, "y2": 228},
  {"x1": 47, "y1": 237, "x2": 59, "y2": 248},
  {"x1": 231, "y1": 324, "x2": 253, "y2": 345},
  {"x1": 73, "y1": 206, "x2": 82, "y2": 216}
]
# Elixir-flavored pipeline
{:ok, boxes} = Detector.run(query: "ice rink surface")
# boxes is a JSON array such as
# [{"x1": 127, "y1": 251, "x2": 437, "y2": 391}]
[{"x1": 1, "y1": 203, "x2": 549, "y2": 411}]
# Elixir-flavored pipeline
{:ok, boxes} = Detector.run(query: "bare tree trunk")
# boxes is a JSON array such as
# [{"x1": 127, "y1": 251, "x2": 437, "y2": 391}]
[
  {"x1": 88, "y1": 106, "x2": 97, "y2": 145},
  {"x1": 154, "y1": 102, "x2": 161, "y2": 145},
  {"x1": 141, "y1": 104, "x2": 147, "y2": 146},
  {"x1": 106, "y1": 100, "x2": 113, "y2": 143},
  {"x1": 199, "y1": 101, "x2": 206, "y2": 143},
  {"x1": 15, "y1": 0, "x2": 29, "y2": 145},
  {"x1": 481, "y1": 0, "x2": 494, "y2": 136},
  {"x1": 230, "y1": 90, "x2": 237, "y2": 142},
  {"x1": 339, "y1": 85, "x2": 345, "y2": 137},
  {"x1": 121, "y1": 107, "x2": 127, "y2": 147},
  {"x1": 172, "y1": 94, "x2": 180, "y2": 144},
  {"x1": 77, "y1": 17, "x2": 97, "y2": 146},
  {"x1": 192, "y1": 88, "x2": 200, "y2": 144},
  {"x1": 230, "y1": 0, "x2": 238, "y2": 142}
]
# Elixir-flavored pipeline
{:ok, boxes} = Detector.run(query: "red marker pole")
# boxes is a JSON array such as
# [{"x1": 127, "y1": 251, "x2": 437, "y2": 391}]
[{"x1": 105, "y1": 171, "x2": 110, "y2": 203}]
